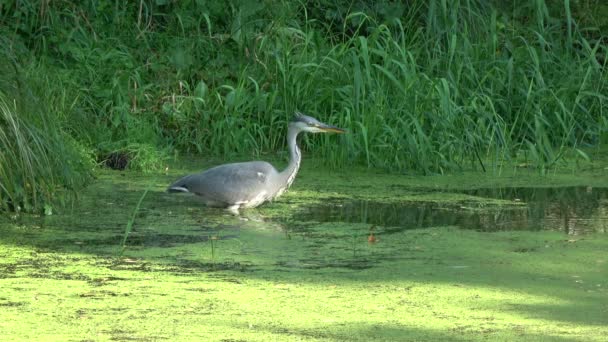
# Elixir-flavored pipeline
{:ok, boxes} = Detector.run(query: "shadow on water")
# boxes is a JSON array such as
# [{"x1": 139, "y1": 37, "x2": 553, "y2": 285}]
[{"x1": 291, "y1": 186, "x2": 608, "y2": 235}]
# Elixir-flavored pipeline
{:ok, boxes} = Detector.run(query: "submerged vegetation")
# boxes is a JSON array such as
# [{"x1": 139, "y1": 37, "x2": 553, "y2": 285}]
[{"x1": 1, "y1": 1, "x2": 607, "y2": 207}]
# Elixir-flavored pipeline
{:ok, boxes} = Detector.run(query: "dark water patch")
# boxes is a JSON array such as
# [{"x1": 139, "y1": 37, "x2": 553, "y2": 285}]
[
  {"x1": 512, "y1": 247, "x2": 539, "y2": 253},
  {"x1": 0, "y1": 264, "x2": 17, "y2": 278},
  {"x1": 276, "y1": 258, "x2": 373, "y2": 270},
  {"x1": 0, "y1": 300, "x2": 26, "y2": 307},
  {"x1": 292, "y1": 187, "x2": 608, "y2": 234},
  {"x1": 166, "y1": 260, "x2": 252, "y2": 274},
  {"x1": 89, "y1": 276, "x2": 129, "y2": 286},
  {"x1": 79, "y1": 290, "x2": 128, "y2": 299},
  {"x1": 24, "y1": 268, "x2": 92, "y2": 281},
  {"x1": 49, "y1": 271, "x2": 91, "y2": 281},
  {"x1": 106, "y1": 257, "x2": 252, "y2": 274},
  {"x1": 34, "y1": 233, "x2": 238, "y2": 252},
  {"x1": 107, "y1": 328, "x2": 154, "y2": 342},
  {"x1": 109, "y1": 259, "x2": 153, "y2": 272},
  {"x1": 115, "y1": 232, "x2": 237, "y2": 248}
]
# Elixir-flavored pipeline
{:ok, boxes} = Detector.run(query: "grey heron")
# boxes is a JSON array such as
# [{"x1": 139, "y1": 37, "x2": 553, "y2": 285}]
[{"x1": 167, "y1": 113, "x2": 345, "y2": 211}]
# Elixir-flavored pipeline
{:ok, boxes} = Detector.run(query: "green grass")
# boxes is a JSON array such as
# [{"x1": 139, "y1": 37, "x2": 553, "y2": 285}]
[
  {"x1": 0, "y1": 0, "x2": 607, "y2": 212},
  {"x1": 3, "y1": 1, "x2": 607, "y2": 164},
  {"x1": 0, "y1": 47, "x2": 93, "y2": 213},
  {"x1": 0, "y1": 161, "x2": 606, "y2": 341},
  {"x1": 120, "y1": 187, "x2": 149, "y2": 253}
]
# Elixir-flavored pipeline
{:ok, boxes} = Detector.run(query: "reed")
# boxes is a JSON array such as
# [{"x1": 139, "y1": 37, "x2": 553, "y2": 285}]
[
  {"x1": 0, "y1": 53, "x2": 93, "y2": 213},
  {"x1": 0, "y1": 0, "x2": 606, "y2": 209}
]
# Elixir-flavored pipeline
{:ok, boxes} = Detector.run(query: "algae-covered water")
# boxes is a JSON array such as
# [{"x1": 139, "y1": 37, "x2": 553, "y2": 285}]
[{"x1": 1, "y1": 159, "x2": 607, "y2": 341}]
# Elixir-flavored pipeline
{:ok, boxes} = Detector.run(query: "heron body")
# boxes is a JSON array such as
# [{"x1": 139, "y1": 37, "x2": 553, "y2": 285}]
[{"x1": 167, "y1": 113, "x2": 344, "y2": 211}]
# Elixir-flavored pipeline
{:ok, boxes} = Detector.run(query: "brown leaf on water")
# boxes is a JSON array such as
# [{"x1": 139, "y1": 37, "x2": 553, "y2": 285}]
[{"x1": 368, "y1": 233, "x2": 377, "y2": 244}]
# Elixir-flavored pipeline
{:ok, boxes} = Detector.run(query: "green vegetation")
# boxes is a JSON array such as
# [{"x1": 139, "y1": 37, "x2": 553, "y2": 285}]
[
  {"x1": 1, "y1": 0, "x2": 608, "y2": 212},
  {"x1": 0, "y1": 47, "x2": 93, "y2": 214},
  {"x1": 1, "y1": 2, "x2": 607, "y2": 339},
  {"x1": 0, "y1": 163, "x2": 606, "y2": 341}
]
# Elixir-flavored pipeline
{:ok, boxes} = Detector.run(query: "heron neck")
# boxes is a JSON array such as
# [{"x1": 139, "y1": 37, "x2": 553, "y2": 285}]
[{"x1": 280, "y1": 126, "x2": 302, "y2": 189}]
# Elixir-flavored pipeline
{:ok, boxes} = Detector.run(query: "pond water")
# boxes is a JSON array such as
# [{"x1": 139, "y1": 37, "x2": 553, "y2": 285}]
[
  {"x1": 2, "y1": 172, "x2": 608, "y2": 342},
  {"x1": 4, "y1": 181, "x2": 605, "y2": 275},
  {"x1": 292, "y1": 186, "x2": 608, "y2": 235}
]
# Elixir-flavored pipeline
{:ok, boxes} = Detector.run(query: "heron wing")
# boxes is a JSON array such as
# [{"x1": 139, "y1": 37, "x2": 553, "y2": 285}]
[{"x1": 174, "y1": 161, "x2": 278, "y2": 206}]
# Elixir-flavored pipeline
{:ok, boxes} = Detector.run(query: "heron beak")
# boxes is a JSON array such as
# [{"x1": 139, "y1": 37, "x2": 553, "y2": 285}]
[{"x1": 318, "y1": 123, "x2": 346, "y2": 134}]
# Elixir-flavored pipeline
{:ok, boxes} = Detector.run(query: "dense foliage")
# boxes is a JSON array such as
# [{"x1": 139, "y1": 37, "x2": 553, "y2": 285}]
[
  {"x1": 1, "y1": 0, "x2": 607, "y2": 213},
  {"x1": 0, "y1": 41, "x2": 93, "y2": 213}
]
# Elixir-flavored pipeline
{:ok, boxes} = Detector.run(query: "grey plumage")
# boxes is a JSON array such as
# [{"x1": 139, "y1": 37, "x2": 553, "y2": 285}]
[{"x1": 167, "y1": 113, "x2": 344, "y2": 211}]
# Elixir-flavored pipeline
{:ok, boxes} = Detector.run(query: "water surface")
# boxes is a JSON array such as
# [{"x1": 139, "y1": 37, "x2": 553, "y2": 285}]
[{"x1": 292, "y1": 186, "x2": 608, "y2": 234}]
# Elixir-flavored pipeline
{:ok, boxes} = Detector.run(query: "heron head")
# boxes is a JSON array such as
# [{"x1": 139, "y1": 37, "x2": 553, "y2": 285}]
[{"x1": 291, "y1": 112, "x2": 346, "y2": 134}]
